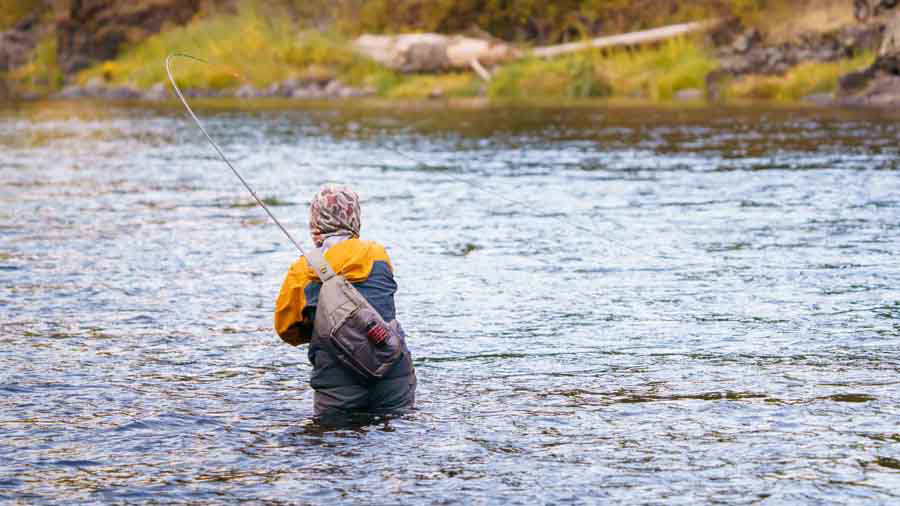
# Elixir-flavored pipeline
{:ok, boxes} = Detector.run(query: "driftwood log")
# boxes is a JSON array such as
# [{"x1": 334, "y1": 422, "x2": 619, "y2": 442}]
[
  {"x1": 353, "y1": 33, "x2": 520, "y2": 73},
  {"x1": 531, "y1": 20, "x2": 720, "y2": 58},
  {"x1": 353, "y1": 19, "x2": 721, "y2": 75}
]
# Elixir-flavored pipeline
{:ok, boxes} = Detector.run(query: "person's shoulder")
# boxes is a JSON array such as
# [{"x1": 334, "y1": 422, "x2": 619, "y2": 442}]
[
  {"x1": 336, "y1": 238, "x2": 390, "y2": 258},
  {"x1": 338, "y1": 238, "x2": 394, "y2": 274},
  {"x1": 365, "y1": 239, "x2": 391, "y2": 258},
  {"x1": 361, "y1": 239, "x2": 393, "y2": 265},
  {"x1": 288, "y1": 255, "x2": 315, "y2": 280}
]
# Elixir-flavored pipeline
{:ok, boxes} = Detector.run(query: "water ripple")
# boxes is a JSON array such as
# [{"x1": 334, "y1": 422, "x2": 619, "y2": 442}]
[{"x1": 1, "y1": 102, "x2": 898, "y2": 504}]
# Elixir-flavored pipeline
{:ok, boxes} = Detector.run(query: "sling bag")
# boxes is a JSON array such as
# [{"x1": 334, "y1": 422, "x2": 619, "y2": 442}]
[{"x1": 305, "y1": 246, "x2": 405, "y2": 381}]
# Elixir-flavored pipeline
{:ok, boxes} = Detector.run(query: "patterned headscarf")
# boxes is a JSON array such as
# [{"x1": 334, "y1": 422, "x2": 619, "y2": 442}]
[{"x1": 309, "y1": 184, "x2": 361, "y2": 247}]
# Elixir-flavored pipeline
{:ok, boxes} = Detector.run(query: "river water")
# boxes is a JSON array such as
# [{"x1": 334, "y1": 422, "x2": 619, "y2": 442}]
[{"x1": 2, "y1": 100, "x2": 898, "y2": 504}]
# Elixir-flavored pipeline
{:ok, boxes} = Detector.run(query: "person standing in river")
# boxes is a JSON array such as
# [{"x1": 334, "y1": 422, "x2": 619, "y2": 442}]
[{"x1": 274, "y1": 185, "x2": 416, "y2": 417}]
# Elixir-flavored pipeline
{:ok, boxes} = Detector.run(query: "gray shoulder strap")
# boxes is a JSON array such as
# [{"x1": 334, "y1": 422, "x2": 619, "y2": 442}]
[{"x1": 305, "y1": 247, "x2": 337, "y2": 283}]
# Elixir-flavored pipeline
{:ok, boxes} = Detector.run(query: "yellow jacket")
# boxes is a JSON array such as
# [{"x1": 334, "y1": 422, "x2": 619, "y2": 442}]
[{"x1": 275, "y1": 238, "x2": 396, "y2": 346}]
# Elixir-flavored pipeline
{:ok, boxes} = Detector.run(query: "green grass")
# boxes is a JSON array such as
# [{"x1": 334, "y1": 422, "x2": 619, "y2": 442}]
[
  {"x1": 598, "y1": 37, "x2": 719, "y2": 100},
  {"x1": 76, "y1": 1, "x2": 397, "y2": 91},
  {"x1": 726, "y1": 51, "x2": 876, "y2": 101},
  {"x1": 488, "y1": 37, "x2": 714, "y2": 101},
  {"x1": 488, "y1": 55, "x2": 611, "y2": 99},
  {"x1": 387, "y1": 73, "x2": 481, "y2": 99}
]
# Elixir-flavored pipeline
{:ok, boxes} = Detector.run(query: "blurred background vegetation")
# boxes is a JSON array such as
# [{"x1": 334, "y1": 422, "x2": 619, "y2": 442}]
[
  {"x1": 0, "y1": 0, "x2": 41, "y2": 30},
  {"x1": 285, "y1": 0, "x2": 792, "y2": 42},
  {"x1": 0, "y1": 0, "x2": 879, "y2": 102}
]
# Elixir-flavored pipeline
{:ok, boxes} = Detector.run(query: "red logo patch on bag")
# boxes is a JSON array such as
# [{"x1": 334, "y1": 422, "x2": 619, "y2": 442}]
[{"x1": 366, "y1": 323, "x2": 389, "y2": 345}]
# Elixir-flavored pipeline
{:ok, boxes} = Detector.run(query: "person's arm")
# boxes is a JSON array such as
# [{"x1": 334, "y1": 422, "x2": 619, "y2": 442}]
[{"x1": 274, "y1": 259, "x2": 314, "y2": 346}]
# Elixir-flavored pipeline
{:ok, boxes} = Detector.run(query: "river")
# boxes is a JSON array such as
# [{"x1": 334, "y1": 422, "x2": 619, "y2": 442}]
[{"x1": 1, "y1": 100, "x2": 898, "y2": 504}]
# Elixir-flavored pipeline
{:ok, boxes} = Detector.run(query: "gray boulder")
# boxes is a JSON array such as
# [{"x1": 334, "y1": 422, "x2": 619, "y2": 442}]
[
  {"x1": 841, "y1": 24, "x2": 884, "y2": 54},
  {"x1": 716, "y1": 22, "x2": 886, "y2": 78},
  {"x1": 802, "y1": 93, "x2": 834, "y2": 106},
  {"x1": 704, "y1": 69, "x2": 730, "y2": 102},
  {"x1": 234, "y1": 84, "x2": 259, "y2": 98},
  {"x1": 291, "y1": 85, "x2": 326, "y2": 99},
  {"x1": 673, "y1": 88, "x2": 704, "y2": 101},
  {"x1": 860, "y1": 74, "x2": 900, "y2": 106},
  {"x1": 55, "y1": 0, "x2": 204, "y2": 74},
  {"x1": 262, "y1": 83, "x2": 282, "y2": 97},
  {"x1": 354, "y1": 86, "x2": 377, "y2": 97},
  {"x1": 837, "y1": 13, "x2": 900, "y2": 107},
  {"x1": 184, "y1": 88, "x2": 215, "y2": 98},
  {"x1": 732, "y1": 28, "x2": 761, "y2": 53},
  {"x1": 84, "y1": 77, "x2": 106, "y2": 95},
  {"x1": 141, "y1": 82, "x2": 169, "y2": 101},
  {"x1": 0, "y1": 16, "x2": 42, "y2": 72},
  {"x1": 280, "y1": 77, "x2": 303, "y2": 93},
  {"x1": 53, "y1": 80, "x2": 140, "y2": 100},
  {"x1": 105, "y1": 85, "x2": 139, "y2": 100},
  {"x1": 55, "y1": 85, "x2": 87, "y2": 99},
  {"x1": 323, "y1": 80, "x2": 344, "y2": 97}
]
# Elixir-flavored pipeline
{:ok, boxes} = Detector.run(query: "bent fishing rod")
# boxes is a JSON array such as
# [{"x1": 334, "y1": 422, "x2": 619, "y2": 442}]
[{"x1": 165, "y1": 53, "x2": 307, "y2": 256}]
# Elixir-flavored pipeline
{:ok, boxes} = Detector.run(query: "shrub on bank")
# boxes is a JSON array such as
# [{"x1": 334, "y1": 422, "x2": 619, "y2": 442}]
[
  {"x1": 489, "y1": 56, "x2": 612, "y2": 98},
  {"x1": 387, "y1": 73, "x2": 481, "y2": 98},
  {"x1": 487, "y1": 37, "x2": 716, "y2": 101},
  {"x1": 76, "y1": 2, "x2": 396, "y2": 92},
  {"x1": 726, "y1": 51, "x2": 876, "y2": 101},
  {"x1": 7, "y1": 36, "x2": 63, "y2": 95},
  {"x1": 0, "y1": 0, "x2": 41, "y2": 30},
  {"x1": 599, "y1": 37, "x2": 718, "y2": 100}
]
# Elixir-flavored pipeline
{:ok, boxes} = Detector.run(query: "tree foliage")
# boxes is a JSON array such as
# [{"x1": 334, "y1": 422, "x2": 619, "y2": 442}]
[{"x1": 285, "y1": 0, "x2": 759, "y2": 43}]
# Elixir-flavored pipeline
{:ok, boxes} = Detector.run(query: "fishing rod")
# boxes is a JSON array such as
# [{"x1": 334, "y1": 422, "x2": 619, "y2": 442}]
[{"x1": 165, "y1": 53, "x2": 307, "y2": 256}]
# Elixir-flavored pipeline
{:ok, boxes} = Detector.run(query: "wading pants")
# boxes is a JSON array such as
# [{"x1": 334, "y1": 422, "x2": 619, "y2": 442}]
[{"x1": 310, "y1": 344, "x2": 416, "y2": 417}]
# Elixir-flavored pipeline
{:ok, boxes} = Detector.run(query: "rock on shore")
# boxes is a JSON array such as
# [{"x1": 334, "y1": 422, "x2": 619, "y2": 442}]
[
  {"x1": 55, "y1": 0, "x2": 212, "y2": 74},
  {"x1": 0, "y1": 15, "x2": 44, "y2": 73},
  {"x1": 837, "y1": 14, "x2": 900, "y2": 106},
  {"x1": 714, "y1": 21, "x2": 883, "y2": 76},
  {"x1": 51, "y1": 77, "x2": 375, "y2": 101}
]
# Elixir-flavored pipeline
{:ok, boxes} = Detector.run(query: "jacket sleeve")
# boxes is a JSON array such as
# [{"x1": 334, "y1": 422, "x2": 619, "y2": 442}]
[{"x1": 274, "y1": 258, "x2": 314, "y2": 346}]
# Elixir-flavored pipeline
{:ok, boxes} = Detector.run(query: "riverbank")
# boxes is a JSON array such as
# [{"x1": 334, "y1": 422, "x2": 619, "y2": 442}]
[{"x1": 1, "y1": 0, "x2": 897, "y2": 106}]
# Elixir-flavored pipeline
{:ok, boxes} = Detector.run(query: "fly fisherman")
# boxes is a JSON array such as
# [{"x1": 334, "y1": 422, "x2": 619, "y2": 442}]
[{"x1": 275, "y1": 185, "x2": 416, "y2": 417}]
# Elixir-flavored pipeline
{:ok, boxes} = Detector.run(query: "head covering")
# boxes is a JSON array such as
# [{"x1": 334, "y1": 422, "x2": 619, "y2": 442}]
[{"x1": 309, "y1": 184, "x2": 361, "y2": 247}]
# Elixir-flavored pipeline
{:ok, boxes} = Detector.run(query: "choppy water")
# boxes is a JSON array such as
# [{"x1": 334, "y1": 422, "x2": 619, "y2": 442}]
[{"x1": 2, "y1": 100, "x2": 899, "y2": 504}]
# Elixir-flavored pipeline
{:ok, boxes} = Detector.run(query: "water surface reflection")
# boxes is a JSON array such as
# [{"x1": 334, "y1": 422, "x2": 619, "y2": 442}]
[{"x1": 1, "y1": 100, "x2": 899, "y2": 504}]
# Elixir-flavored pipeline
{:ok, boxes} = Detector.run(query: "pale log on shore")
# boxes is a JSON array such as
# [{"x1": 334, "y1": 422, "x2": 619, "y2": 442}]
[
  {"x1": 531, "y1": 19, "x2": 721, "y2": 58},
  {"x1": 353, "y1": 19, "x2": 720, "y2": 73},
  {"x1": 469, "y1": 58, "x2": 492, "y2": 81}
]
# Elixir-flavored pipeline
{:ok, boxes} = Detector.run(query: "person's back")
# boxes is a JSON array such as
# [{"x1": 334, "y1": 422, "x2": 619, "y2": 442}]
[{"x1": 274, "y1": 186, "x2": 416, "y2": 417}]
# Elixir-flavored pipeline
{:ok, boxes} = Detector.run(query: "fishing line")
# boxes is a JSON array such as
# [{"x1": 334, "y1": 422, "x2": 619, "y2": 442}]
[{"x1": 165, "y1": 53, "x2": 307, "y2": 256}]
